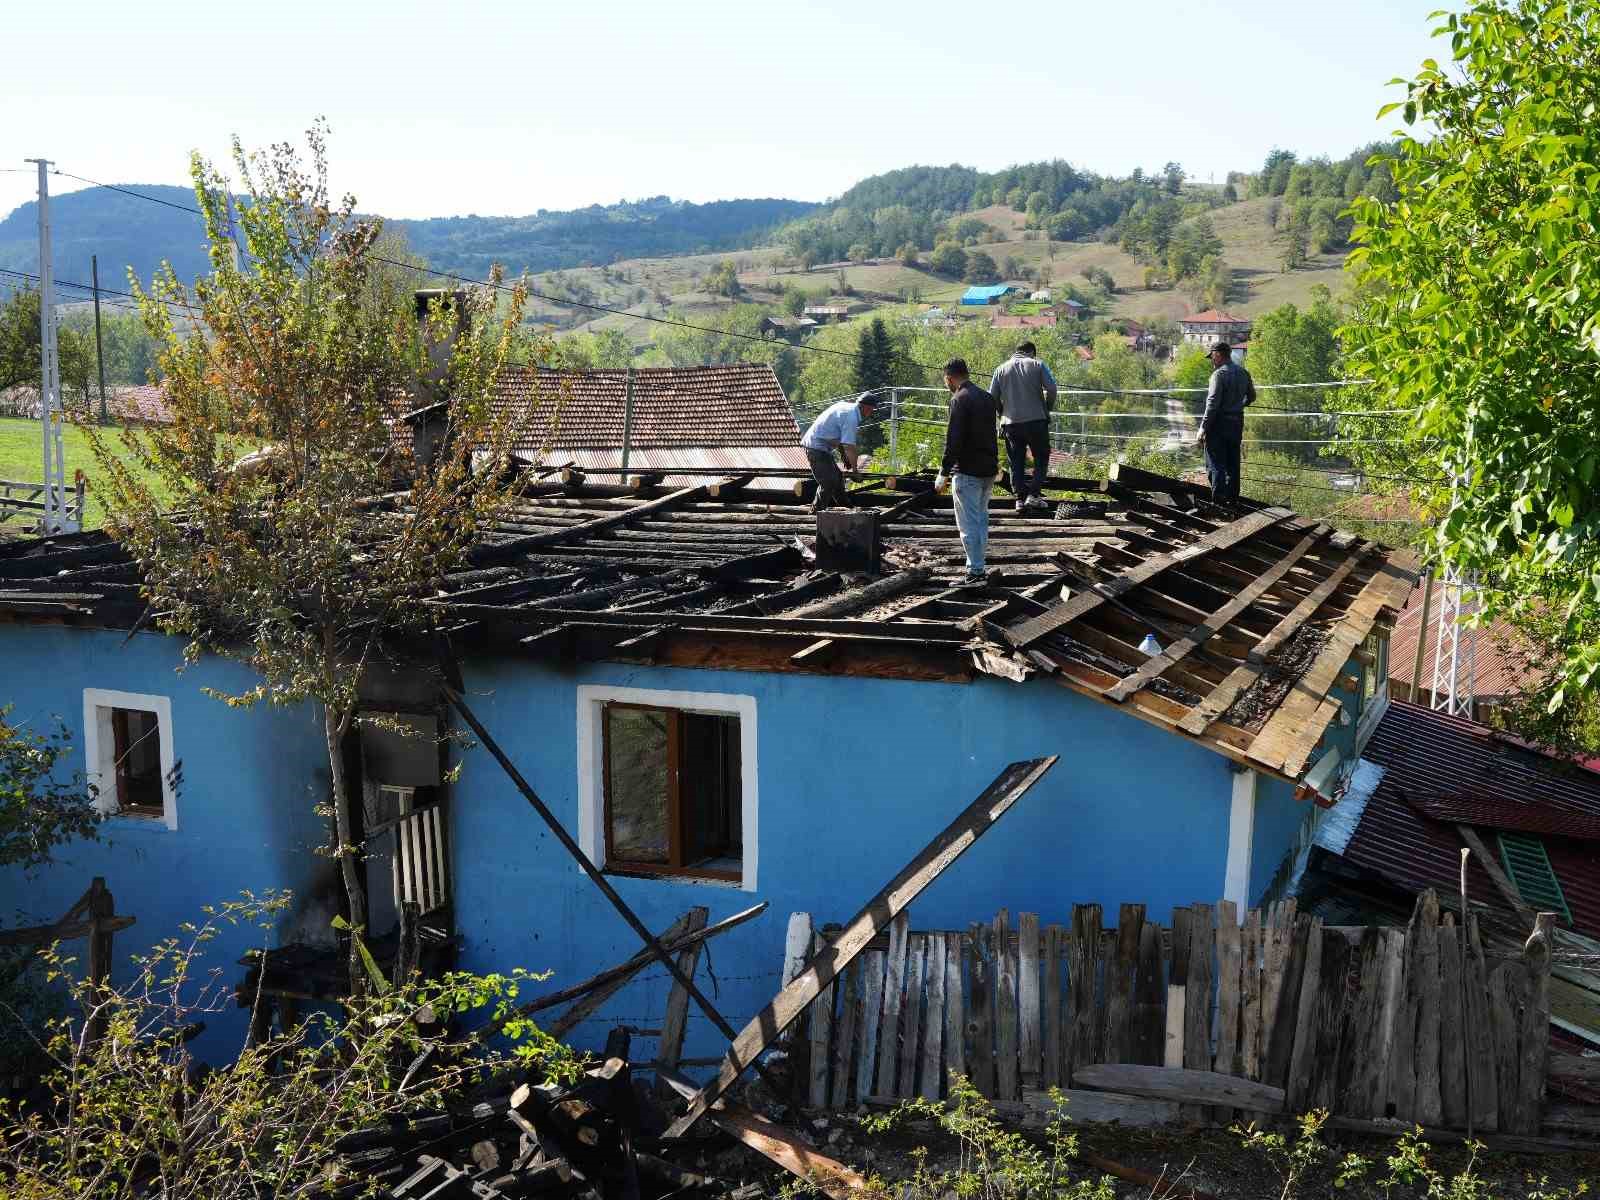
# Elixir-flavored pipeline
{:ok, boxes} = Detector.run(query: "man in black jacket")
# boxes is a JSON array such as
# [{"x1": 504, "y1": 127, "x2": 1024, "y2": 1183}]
[{"x1": 934, "y1": 357, "x2": 999, "y2": 581}]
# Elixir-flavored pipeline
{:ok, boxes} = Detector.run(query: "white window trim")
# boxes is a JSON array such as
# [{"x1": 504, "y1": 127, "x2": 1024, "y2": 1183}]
[
  {"x1": 576, "y1": 684, "x2": 758, "y2": 891},
  {"x1": 82, "y1": 688, "x2": 177, "y2": 831}
]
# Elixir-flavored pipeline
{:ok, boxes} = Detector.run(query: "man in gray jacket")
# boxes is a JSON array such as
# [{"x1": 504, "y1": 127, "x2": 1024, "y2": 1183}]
[
  {"x1": 988, "y1": 341, "x2": 1058, "y2": 512},
  {"x1": 1194, "y1": 341, "x2": 1256, "y2": 501}
]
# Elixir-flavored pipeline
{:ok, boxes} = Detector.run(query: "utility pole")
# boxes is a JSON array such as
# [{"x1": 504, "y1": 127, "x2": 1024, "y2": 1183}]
[
  {"x1": 92, "y1": 254, "x2": 108, "y2": 425},
  {"x1": 26, "y1": 158, "x2": 74, "y2": 535}
]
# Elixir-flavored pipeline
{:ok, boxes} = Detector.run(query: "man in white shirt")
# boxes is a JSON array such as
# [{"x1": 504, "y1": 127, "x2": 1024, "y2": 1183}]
[{"x1": 800, "y1": 392, "x2": 878, "y2": 509}]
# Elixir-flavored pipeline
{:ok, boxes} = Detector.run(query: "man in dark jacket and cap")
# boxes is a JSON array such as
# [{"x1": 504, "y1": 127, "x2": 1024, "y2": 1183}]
[{"x1": 1195, "y1": 341, "x2": 1255, "y2": 501}]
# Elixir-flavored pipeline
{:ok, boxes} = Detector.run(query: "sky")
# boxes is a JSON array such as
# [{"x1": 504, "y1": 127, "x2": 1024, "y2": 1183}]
[{"x1": 2, "y1": 0, "x2": 1446, "y2": 221}]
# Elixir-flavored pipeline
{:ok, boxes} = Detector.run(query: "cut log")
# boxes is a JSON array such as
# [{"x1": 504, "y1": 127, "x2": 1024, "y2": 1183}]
[{"x1": 1071, "y1": 1063, "x2": 1286, "y2": 1113}]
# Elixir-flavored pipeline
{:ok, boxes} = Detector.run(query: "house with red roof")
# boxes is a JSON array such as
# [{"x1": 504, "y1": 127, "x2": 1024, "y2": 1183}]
[
  {"x1": 487, "y1": 363, "x2": 808, "y2": 492},
  {"x1": 1288, "y1": 700, "x2": 1600, "y2": 1050},
  {"x1": 1179, "y1": 309, "x2": 1252, "y2": 353},
  {"x1": 1386, "y1": 581, "x2": 1541, "y2": 721}
]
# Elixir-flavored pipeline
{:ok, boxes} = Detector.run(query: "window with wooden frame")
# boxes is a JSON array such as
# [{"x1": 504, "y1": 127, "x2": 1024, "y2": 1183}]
[
  {"x1": 601, "y1": 702, "x2": 742, "y2": 882},
  {"x1": 83, "y1": 689, "x2": 177, "y2": 829}
]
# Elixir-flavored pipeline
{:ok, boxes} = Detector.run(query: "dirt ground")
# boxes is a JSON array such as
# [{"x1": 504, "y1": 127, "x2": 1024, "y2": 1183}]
[{"x1": 702, "y1": 1108, "x2": 1600, "y2": 1200}]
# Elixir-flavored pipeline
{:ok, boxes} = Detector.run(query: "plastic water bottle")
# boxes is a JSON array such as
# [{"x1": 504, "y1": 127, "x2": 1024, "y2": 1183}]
[{"x1": 1138, "y1": 633, "x2": 1162, "y2": 657}]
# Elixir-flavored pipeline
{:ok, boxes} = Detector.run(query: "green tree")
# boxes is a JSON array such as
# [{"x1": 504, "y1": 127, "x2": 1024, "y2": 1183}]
[
  {"x1": 86, "y1": 126, "x2": 541, "y2": 994},
  {"x1": 928, "y1": 242, "x2": 967, "y2": 278},
  {"x1": 854, "y1": 318, "x2": 896, "y2": 393},
  {"x1": 895, "y1": 242, "x2": 920, "y2": 267},
  {"x1": 0, "y1": 286, "x2": 96, "y2": 403},
  {"x1": 704, "y1": 258, "x2": 741, "y2": 297},
  {"x1": 1169, "y1": 346, "x2": 1214, "y2": 391},
  {"x1": 782, "y1": 285, "x2": 808, "y2": 316},
  {"x1": 962, "y1": 251, "x2": 1000, "y2": 283},
  {"x1": 1345, "y1": 0, "x2": 1600, "y2": 709}
]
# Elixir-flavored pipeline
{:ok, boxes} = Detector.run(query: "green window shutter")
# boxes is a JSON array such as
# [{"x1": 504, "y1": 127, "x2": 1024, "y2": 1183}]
[{"x1": 1497, "y1": 831, "x2": 1572, "y2": 922}]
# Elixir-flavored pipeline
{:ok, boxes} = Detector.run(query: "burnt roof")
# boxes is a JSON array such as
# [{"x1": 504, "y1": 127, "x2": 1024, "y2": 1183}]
[
  {"x1": 0, "y1": 464, "x2": 1417, "y2": 785},
  {"x1": 490, "y1": 362, "x2": 799, "y2": 454},
  {"x1": 1336, "y1": 700, "x2": 1600, "y2": 938}
]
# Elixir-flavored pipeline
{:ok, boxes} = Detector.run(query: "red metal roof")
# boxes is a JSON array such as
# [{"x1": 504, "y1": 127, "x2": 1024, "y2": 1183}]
[
  {"x1": 490, "y1": 363, "x2": 799, "y2": 454},
  {"x1": 1341, "y1": 701, "x2": 1600, "y2": 937},
  {"x1": 1385, "y1": 579, "x2": 1540, "y2": 701},
  {"x1": 1406, "y1": 794, "x2": 1600, "y2": 842}
]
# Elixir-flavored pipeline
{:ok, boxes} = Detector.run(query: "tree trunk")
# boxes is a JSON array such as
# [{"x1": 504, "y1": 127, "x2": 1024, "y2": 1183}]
[{"x1": 324, "y1": 701, "x2": 368, "y2": 999}]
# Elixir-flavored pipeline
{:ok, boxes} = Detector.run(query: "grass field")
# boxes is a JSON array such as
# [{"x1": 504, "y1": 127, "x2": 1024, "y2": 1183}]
[{"x1": 0, "y1": 417, "x2": 164, "y2": 532}]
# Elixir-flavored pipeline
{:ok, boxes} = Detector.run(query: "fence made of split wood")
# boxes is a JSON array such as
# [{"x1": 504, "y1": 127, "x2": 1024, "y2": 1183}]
[{"x1": 786, "y1": 892, "x2": 1559, "y2": 1135}]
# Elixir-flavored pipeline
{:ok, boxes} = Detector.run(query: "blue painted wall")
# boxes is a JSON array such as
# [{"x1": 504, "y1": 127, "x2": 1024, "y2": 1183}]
[
  {"x1": 0, "y1": 626, "x2": 332, "y2": 1059},
  {"x1": 0, "y1": 621, "x2": 1323, "y2": 1067},
  {"x1": 1251, "y1": 774, "x2": 1309, "y2": 903},
  {"x1": 449, "y1": 658, "x2": 1251, "y2": 1061}
]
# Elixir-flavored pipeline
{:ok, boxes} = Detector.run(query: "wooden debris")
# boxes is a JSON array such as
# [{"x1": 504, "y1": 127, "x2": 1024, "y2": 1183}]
[
  {"x1": 1072, "y1": 1063, "x2": 1286, "y2": 1113},
  {"x1": 665, "y1": 757, "x2": 1058, "y2": 1137}
]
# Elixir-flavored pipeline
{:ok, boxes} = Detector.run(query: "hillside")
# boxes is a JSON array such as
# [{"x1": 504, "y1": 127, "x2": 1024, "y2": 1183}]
[{"x1": 0, "y1": 188, "x2": 816, "y2": 290}]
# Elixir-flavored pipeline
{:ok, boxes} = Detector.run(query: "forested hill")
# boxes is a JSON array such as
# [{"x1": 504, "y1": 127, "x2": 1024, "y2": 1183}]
[
  {"x1": 774, "y1": 149, "x2": 1397, "y2": 266},
  {"x1": 391, "y1": 196, "x2": 815, "y2": 278},
  {"x1": 0, "y1": 185, "x2": 215, "y2": 293},
  {"x1": 0, "y1": 189, "x2": 817, "y2": 289}
]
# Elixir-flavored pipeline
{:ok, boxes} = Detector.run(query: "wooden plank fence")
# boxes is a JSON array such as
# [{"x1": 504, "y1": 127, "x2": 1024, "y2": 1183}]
[{"x1": 790, "y1": 891, "x2": 1565, "y2": 1135}]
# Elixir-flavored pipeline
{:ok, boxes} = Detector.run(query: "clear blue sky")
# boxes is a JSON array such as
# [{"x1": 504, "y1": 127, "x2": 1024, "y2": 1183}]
[{"x1": 3, "y1": 0, "x2": 1445, "y2": 221}]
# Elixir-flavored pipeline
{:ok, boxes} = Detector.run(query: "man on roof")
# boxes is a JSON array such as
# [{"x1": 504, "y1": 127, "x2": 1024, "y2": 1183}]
[
  {"x1": 989, "y1": 340, "x2": 1058, "y2": 513},
  {"x1": 1195, "y1": 340, "x2": 1255, "y2": 502},
  {"x1": 934, "y1": 358, "x2": 1000, "y2": 582},
  {"x1": 800, "y1": 391, "x2": 878, "y2": 509}
]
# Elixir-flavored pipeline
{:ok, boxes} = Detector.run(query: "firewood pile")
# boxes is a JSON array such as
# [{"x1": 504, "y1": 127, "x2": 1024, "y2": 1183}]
[{"x1": 320, "y1": 1032, "x2": 810, "y2": 1200}]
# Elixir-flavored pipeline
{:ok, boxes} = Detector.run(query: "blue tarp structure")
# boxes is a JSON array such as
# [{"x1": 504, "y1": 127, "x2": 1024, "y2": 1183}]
[{"x1": 960, "y1": 284, "x2": 1015, "y2": 305}]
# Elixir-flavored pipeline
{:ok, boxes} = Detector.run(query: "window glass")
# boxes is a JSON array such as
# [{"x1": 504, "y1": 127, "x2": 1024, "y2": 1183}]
[
  {"x1": 113, "y1": 708, "x2": 164, "y2": 814},
  {"x1": 604, "y1": 706, "x2": 671, "y2": 865},
  {"x1": 680, "y1": 712, "x2": 741, "y2": 868}
]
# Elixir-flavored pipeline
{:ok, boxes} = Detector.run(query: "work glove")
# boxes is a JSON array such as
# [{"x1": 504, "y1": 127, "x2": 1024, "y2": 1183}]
[{"x1": 934, "y1": 472, "x2": 949, "y2": 495}]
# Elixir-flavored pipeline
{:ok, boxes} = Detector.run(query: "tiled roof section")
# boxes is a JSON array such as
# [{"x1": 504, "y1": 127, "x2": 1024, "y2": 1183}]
[
  {"x1": 1, "y1": 383, "x2": 174, "y2": 425},
  {"x1": 490, "y1": 363, "x2": 798, "y2": 454},
  {"x1": 1386, "y1": 579, "x2": 1539, "y2": 701},
  {"x1": 0, "y1": 466, "x2": 1418, "y2": 787},
  {"x1": 1340, "y1": 701, "x2": 1600, "y2": 938},
  {"x1": 1183, "y1": 309, "x2": 1251, "y2": 324},
  {"x1": 1405, "y1": 793, "x2": 1600, "y2": 842}
]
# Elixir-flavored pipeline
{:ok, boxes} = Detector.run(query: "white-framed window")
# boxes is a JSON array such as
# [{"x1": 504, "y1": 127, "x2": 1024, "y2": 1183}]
[
  {"x1": 82, "y1": 688, "x2": 177, "y2": 830},
  {"x1": 576, "y1": 685, "x2": 757, "y2": 891}
]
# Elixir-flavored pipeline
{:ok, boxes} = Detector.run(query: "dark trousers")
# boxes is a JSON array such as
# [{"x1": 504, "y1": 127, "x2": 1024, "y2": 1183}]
[
  {"x1": 1205, "y1": 417, "x2": 1244, "y2": 502},
  {"x1": 1004, "y1": 419, "x2": 1051, "y2": 500},
  {"x1": 806, "y1": 448, "x2": 848, "y2": 509}
]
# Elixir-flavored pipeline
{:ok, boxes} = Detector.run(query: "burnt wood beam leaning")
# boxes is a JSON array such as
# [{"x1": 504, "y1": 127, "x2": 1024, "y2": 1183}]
[
  {"x1": 665, "y1": 756, "x2": 1059, "y2": 1138},
  {"x1": 1177, "y1": 542, "x2": 1377, "y2": 738},
  {"x1": 441, "y1": 687, "x2": 784, "y2": 1100},
  {"x1": 1002, "y1": 508, "x2": 1292, "y2": 651},
  {"x1": 1104, "y1": 525, "x2": 1332, "y2": 703}
]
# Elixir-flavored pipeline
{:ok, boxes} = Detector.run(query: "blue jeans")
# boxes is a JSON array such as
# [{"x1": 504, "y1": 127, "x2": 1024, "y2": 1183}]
[
  {"x1": 1205, "y1": 417, "x2": 1244, "y2": 502},
  {"x1": 952, "y1": 473, "x2": 993, "y2": 573}
]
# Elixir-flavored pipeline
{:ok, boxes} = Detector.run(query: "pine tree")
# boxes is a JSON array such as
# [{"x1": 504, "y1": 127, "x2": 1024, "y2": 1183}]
[{"x1": 853, "y1": 318, "x2": 895, "y2": 393}]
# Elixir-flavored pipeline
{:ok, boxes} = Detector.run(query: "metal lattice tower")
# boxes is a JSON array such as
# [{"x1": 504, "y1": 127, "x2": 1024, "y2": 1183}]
[
  {"x1": 1429, "y1": 560, "x2": 1478, "y2": 717},
  {"x1": 27, "y1": 158, "x2": 75, "y2": 535}
]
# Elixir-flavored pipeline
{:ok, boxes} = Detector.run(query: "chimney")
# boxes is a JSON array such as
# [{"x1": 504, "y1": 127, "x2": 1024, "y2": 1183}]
[
  {"x1": 413, "y1": 289, "x2": 470, "y2": 400},
  {"x1": 815, "y1": 509, "x2": 881, "y2": 573},
  {"x1": 410, "y1": 289, "x2": 469, "y2": 470}
]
